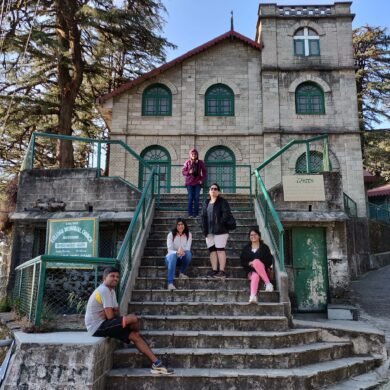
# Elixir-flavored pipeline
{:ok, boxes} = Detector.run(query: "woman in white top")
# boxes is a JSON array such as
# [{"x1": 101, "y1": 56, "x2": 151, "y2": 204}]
[{"x1": 165, "y1": 217, "x2": 192, "y2": 290}]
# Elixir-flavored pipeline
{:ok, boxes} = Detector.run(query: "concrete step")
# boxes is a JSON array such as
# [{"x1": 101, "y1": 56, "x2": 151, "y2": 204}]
[
  {"x1": 134, "y1": 277, "x2": 250, "y2": 290},
  {"x1": 140, "y1": 255, "x2": 243, "y2": 267},
  {"x1": 153, "y1": 210, "x2": 255, "y2": 217},
  {"x1": 148, "y1": 230, "x2": 251, "y2": 241},
  {"x1": 113, "y1": 342, "x2": 352, "y2": 369},
  {"x1": 136, "y1": 329, "x2": 321, "y2": 349},
  {"x1": 139, "y1": 315, "x2": 289, "y2": 332},
  {"x1": 143, "y1": 247, "x2": 244, "y2": 257},
  {"x1": 131, "y1": 289, "x2": 280, "y2": 303},
  {"x1": 145, "y1": 238, "x2": 249, "y2": 249},
  {"x1": 157, "y1": 201, "x2": 252, "y2": 210},
  {"x1": 129, "y1": 301, "x2": 285, "y2": 316},
  {"x1": 106, "y1": 357, "x2": 381, "y2": 389},
  {"x1": 138, "y1": 266, "x2": 247, "y2": 279}
]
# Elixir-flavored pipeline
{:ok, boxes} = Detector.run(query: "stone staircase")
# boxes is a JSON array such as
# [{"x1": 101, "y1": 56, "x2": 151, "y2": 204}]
[{"x1": 106, "y1": 194, "x2": 381, "y2": 389}]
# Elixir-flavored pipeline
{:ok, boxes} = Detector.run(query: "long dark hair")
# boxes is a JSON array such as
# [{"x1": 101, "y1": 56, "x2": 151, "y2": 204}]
[
  {"x1": 248, "y1": 226, "x2": 262, "y2": 242},
  {"x1": 171, "y1": 217, "x2": 190, "y2": 239}
]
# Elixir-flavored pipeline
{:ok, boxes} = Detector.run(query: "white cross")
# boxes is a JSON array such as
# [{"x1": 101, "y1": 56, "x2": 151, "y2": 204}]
[{"x1": 294, "y1": 27, "x2": 319, "y2": 56}]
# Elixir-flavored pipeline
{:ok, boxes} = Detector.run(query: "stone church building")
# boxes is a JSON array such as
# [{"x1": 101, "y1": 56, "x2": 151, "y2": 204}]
[{"x1": 97, "y1": 1, "x2": 365, "y2": 310}]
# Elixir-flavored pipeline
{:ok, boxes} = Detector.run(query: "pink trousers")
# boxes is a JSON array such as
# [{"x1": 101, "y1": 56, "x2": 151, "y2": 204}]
[{"x1": 248, "y1": 259, "x2": 271, "y2": 296}]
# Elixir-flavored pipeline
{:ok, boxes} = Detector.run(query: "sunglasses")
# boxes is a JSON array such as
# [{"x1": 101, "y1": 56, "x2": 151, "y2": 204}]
[{"x1": 209, "y1": 187, "x2": 219, "y2": 191}]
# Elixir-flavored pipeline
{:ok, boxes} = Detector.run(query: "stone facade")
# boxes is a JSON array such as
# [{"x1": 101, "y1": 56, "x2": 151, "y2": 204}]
[{"x1": 99, "y1": 2, "x2": 366, "y2": 306}]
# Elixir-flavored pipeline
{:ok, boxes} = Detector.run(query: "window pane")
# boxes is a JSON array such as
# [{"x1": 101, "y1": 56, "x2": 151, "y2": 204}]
[
  {"x1": 295, "y1": 29, "x2": 304, "y2": 36},
  {"x1": 309, "y1": 39, "x2": 320, "y2": 55},
  {"x1": 144, "y1": 98, "x2": 155, "y2": 114},
  {"x1": 297, "y1": 96, "x2": 308, "y2": 113},
  {"x1": 158, "y1": 98, "x2": 169, "y2": 114},
  {"x1": 294, "y1": 40, "x2": 305, "y2": 55},
  {"x1": 205, "y1": 84, "x2": 234, "y2": 115}
]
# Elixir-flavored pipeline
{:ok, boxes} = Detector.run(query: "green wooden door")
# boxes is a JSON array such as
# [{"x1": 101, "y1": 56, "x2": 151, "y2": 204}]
[{"x1": 292, "y1": 227, "x2": 328, "y2": 312}]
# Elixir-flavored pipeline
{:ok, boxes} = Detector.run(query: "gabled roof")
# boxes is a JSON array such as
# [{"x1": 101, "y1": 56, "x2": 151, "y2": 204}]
[
  {"x1": 367, "y1": 183, "x2": 390, "y2": 197},
  {"x1": 98, "y1": 30, "x2": 262, "y2": 104}
]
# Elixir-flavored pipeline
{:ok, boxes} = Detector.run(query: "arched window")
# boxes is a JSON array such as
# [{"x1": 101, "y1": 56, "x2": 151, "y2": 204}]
[
  {"x1": 294, "y1": 27, "x2": 320, "y2": 56},
  {"x1": 139, "y1": 146, "x2": 171, "y2": 192},
  {"x1": 295, "y1": 151, "x2": 331, "y2": 174},
  {"x1": 205, "y1": 84, "x2": 234, "y2": 116},
  {"x1": 205, "y1": 146, "x2": 236, "y2": 192},
  {"x1": 142, "y1": 84, "x2": 172, "y2": 116},
  {"x1": 295, "y1": 82, "x2": 325, "y2": 114}
]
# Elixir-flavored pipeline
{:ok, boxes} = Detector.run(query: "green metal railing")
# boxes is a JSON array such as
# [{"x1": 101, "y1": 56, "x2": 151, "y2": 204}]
[
  {"x1": 16, "y1": 132, "x2": 157, "y2": 325},
  {"x1": 368, "y1": 202, "x2": 390, "y2": 224},
  {"x1": 343, "y1": 192, "x2": 358, "y2": 217},
  {"x1": 117, "y1": 169, "x2": 155, "y2": 298},
  {"x1": 13, "y1": 256, "x2": 120, "y2": 326},
  {"x1": 253, "y1": 134, "x2": 330, "y2": 272}
]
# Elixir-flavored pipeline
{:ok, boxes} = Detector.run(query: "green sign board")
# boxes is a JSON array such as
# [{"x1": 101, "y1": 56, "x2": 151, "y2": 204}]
[{"x1": 46, "y1": 218, "x2": 99, "y2": 262}]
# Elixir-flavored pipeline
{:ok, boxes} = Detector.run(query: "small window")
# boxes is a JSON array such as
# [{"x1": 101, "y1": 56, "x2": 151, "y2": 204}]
[
  {"x1": 295, "y1": 82, "x2": 325, "y2": 114},
  {"x1": 205, "y1": 84, "x2": 234, "y2": 116},
  {"x1": 293, "y1": 27, "x2": 320, "y2": 56},
  {"x1": 142, "y1": 84, "x2": 172, "y2": 116},
  {"x1": 295, "y1": 151, "x2": 331, "y2": 173}
]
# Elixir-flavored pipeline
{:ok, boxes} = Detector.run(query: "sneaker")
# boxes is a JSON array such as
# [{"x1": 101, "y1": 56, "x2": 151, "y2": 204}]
[
  {"x1": 214, "y1": 271, "x2": 226, "y2": 279},
  {"x1": 167, "y1": 283, "x2": 176, "y2": 290},
  {"x1": 265, "y1": 283, "x2": 274, "y2": 292},
  {"x1": 206, "y1": 270, "x2": 218, "y2": 278},
  {"x1": 151, "y1": 361, "x2": 175, "y2": 375},
  {"x1": 249, "y1": 295, "x2": 258, "y2": 304},
  {"x1": 178, "y1": 273, "x2": 189, "y2": 279}
]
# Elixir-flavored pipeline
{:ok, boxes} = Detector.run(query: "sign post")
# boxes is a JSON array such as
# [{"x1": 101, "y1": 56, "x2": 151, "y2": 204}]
[{"x1": 46, "y1": 217, "x2": 99, "y2": 267}]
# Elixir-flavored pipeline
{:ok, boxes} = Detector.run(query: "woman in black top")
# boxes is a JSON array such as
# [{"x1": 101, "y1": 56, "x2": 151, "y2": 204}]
[
  {"x1": 240, "y1": 227, "x2": 274, "y2": 303},
  {"x1": 200, "y1": 183, "x2": 235, "y2": 279}
]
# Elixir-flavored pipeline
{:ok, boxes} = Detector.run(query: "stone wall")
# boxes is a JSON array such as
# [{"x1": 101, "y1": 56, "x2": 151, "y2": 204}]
[
  {"x1": 369, "y1": 220, "x2": 390, "y2": 254},
  {"x1": 3, "y1": 332, "x2": 116, "y2": 390},
  {"x1": 17, "y1": 168, "x2": 140, "y2": 213}
]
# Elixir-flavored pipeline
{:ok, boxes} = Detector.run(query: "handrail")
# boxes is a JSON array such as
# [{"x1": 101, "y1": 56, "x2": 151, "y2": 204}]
[
  {"x1": 0, "y1": 339, "x2": 14, "y2": 386},
  {"x1": 253, "y1": 134, "x2": 330, "y2": 273},
  {"x1": 21, "y1": 131, "x2": 153, "y2": 175},
  {"x1": 368, "y1": 202, "x2": 390, "y2": 223},
  {"x1": 255, "y1": 134, "x2": 329, "y2": 172}
]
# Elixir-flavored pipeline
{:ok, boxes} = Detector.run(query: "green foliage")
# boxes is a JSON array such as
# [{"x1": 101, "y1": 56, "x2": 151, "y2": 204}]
[
  {"x1": 0, "y1": 297, "x2": 12, "y2": 312},
  {"x1": 353, "y1": 26, "x2": 390, "y2": 131},
  {"x1": 0, "y1": 0, "x2": 175, "y2": 171},
  {"x1": 363, "y1": 130, "x2": 390, "y2": 183},
  {"x1": 67, "y1": 292, "x2": 87, "y2": 315}
]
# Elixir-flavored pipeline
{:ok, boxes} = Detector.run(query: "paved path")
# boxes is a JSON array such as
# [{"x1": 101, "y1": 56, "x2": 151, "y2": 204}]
[{"x1": 351, "y1": 265, "x2": 390, "y2": 388}]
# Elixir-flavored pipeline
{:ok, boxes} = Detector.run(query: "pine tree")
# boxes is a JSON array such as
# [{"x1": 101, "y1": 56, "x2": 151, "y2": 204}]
[
  {"x1": 353, "y1": 26, "x2": 390, "y2": 131},
  {"x1": 0, "y1": 0, "x2": 174, "y2": 172}
]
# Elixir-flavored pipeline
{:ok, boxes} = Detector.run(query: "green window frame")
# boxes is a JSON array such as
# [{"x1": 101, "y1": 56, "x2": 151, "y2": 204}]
[
  {"x1": 295, "y1": 151, "x2": 331, "y2": 174},
  {"x1": 139, "y1": 145, "x2": 171, "y2": 193},
  {"x1": 142, "y1": 83, "x2": 172, "y2": 116},
  {"x1": 293, "y1": 27, "x2": 320, "y2": 57},
  {"x1": 205, "y1": 84, "x2": 234, "y2": 116},
  {"x1": 295, "y1": 82, "x2": 325, "y2": 115}
]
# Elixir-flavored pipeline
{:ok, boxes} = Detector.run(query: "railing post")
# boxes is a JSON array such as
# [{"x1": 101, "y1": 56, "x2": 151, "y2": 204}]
[
  {"x1": 34, "y1": 261, "x2": 47, "y2": 326},
  {"x1": 97, "y1": 142, "x2": 102, "y2": 178},
  {"x1": 31, "y1": 133, "x2": 36, "y2": 169},
  {"x1": 29, "y1": 263, "x2": 37, "y2": 321},
  {"x1": 306, "y1": 143, "x2": 311, "y2": 173},
  {"x1": 279, "y1": 230, "x2": 285, "y2": 272},
  {"x1": 142, "y1": 197, "x2": 145, "y2": 229}
]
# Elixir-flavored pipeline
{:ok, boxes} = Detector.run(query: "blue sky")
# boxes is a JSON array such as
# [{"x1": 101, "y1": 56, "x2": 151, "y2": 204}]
[
  {"x1": 163, "y1": 0, "x2": 390, "y2": 60},
  {"x1": 162, "y1": 0, "x2": 390, "y2": 129}
]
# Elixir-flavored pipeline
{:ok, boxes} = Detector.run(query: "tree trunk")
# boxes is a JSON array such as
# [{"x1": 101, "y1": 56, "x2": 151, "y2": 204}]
[{"x1": 55, "y1": 0, "x2": 84, "y2": 168}]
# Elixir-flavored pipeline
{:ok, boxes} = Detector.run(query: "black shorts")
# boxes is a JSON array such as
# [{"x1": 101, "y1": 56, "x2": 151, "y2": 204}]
[{"x1": 93, "y1": 316, "x2": 131, "y2": 344}]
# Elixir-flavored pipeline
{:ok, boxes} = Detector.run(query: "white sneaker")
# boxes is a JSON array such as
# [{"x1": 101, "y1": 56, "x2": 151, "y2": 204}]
[
  {"x1": 178, "y1": 273, "x2": 189, "y2": 279},
  {"x1": 249, "y1": 295, "x2": 258, "y2": 304},
  {"x1": 167, "y1": 283, "x2": 176, "y2": 290},
  {"x1": 265, "y1": 283, "x2": 274, "y2": 292}
]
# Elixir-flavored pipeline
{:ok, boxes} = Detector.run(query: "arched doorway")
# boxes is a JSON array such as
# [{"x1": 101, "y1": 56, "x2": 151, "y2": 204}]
[
  {"x1": 205, "y1": 146, "x2": 236, "y2": 193},
  {"x1": 140, "y1": 145, "x2": 171, "y2": 193}
]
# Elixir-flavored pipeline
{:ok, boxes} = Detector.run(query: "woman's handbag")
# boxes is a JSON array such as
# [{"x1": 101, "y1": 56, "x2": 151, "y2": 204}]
[{"x1": 225, "y1": 213, "x2": 236, "y2": 231}]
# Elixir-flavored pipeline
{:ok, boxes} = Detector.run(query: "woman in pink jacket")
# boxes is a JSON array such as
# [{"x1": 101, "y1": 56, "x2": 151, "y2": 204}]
[{"x1": 182, "y1": 148, "x2": 207, "y2": 217}]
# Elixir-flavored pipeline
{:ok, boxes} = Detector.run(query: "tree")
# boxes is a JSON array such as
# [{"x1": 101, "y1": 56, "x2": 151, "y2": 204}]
[
  {"x1": 0, "y1": 0, "x2": 174, "y2": 171},
  {"x1": 363, "y1": 130, "x2": 390, "y2": 183},
  {"x1": 353, "y1": 26, "x2": 390, "y2": 131}
]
